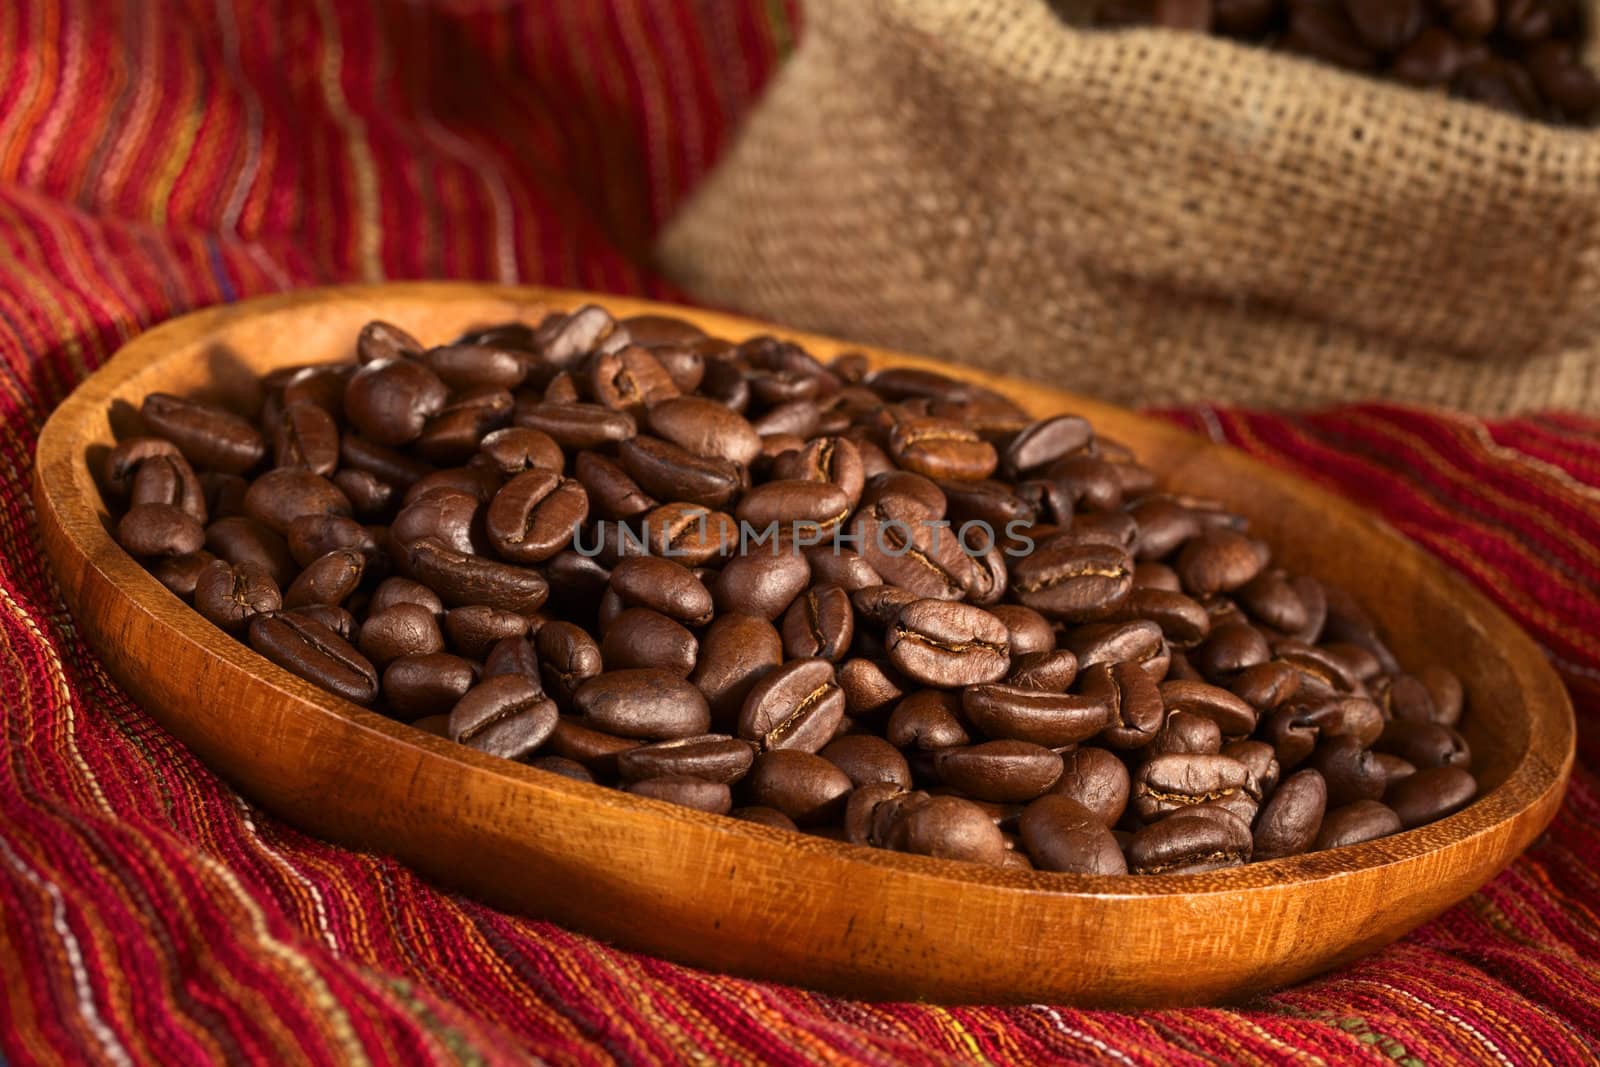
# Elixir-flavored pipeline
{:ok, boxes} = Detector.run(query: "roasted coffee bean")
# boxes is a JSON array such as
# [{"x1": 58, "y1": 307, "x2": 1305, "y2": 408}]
[
  {"x1": 1004, "y1": 649, "x2": 1080, "y2": 693},
  {"x1": 358, "y1": 320, "x2": 423, "y2": 363},
  {"x1": 1386, "y1": 766, "x2": 1477, "y2": 829},
  {"x1": 1252, "y1": 768, "x2": 1328, "y2": 861},
  {"x1": 447, "y1": 675, "x2": 557, "y2": 760},
  {"x1": 359, "y1": 603, "x2": 446, "y2": 665},
  {"x1": 600, "y1": 608, "x2": 698, "y2": 676},
  {"x1": 271, "y1": 402, "x2": 340, "y2": 476},
  {"x1": 1004, "y1": 415, "x2": 1093, "y2": 476},
  {"x1": 243, "y1": 469, "x2": 352, "y2": 536},
  {"x1": 283, "y1": 548, "x2": 364, "y2": 608},
  {"x1": 730, "y1": 805, "x2": 799, "y2": 831},
  {"x1": 1132, "y1": 753, "x2": 1250, "y2": 822},
  {"x1": 423, "y1": 343, "x2": 526, "y2": 392},
  {"x1": 1159, "y1": 679, "x2": 1258, "y2": 738},
  {"x1": 248, "y1": 612, "x2": 378, "y2": 705},
  {"x1": 517, "y1": 402, "x2": 636, "y2": 450},
  {"x1": 618, "y1": 435, "x2": 741, "y2": 509},
  {"x1": 1127, "y1": 807, "x2": 1253, "y2": 875},
  {"x1": 1176, "y1": 530, "x2": 1269, "y2": 596},
  {"x1": 626, "y1": 775, "x2": 733, "y2": 814},
  {"x1": 616, "y1": 734, "x2": 756, "y2": 784},
  {"x1": 390, "y1": 488, "x2": 480, "y2": 556},
  {"x1": 119, "y1": 503, "x2": 205, "y2": 557},
  {"x1": 573, "y1": 451, "x2": 655, "y2": 521},
  {"x1": 141, "y1": 393, "x2": 266, "y2": 474},
  {"x1": 286, "y1": 514, "x2": 376, "y2": 570},
  {"x1": 344, "y1": 359, "x2": 449, "y2": 446},
  {"x1": 573, "y1": 669, "x2": 710, "y2": 740},
  {"x1": 645, "y1": 395, "x2": 762, "y2": 466},
  {"x1": 639, "y1": 503, "x2": 738, "y2": 565},
  {"x1": 416, "y1": 389, "x2": 514, "y2": 464},
  {"x1": 1011, "y1": 540, "x2": 1133, "y2": 622},
  {"x1": 130, "y1": 453, "x2": 207, "y2": 523},
  {"x1": 690, "y1": 614, "x2": 785, "y2": 728},
  {"x1": 193, "y1": 559, "x2": 281, "y2": 633},
  {"x1": 886, "y1": 690, "x2": 972, "y2": 750},
  {"x1": 886, "y1": 600, "x2": 1009, "y2": 687},
  {"x1": 151, "y1": 550, "x2": 216, "y2": 597},
  {"x1": 528, "y1": 755, "x2": 595, "y2": 782},
  {"x1": 484, "y1": 635, "x2": 540, "y2": 680},
  {"x1": 1150, "y1": 710, "x2": 1222, "y2": 756},
  {"x1": 404, "y1": 537, "x2": 549, "y2": 614},
  {"x1": 1086, "y1": 661, "x2": 1164, "y2": 749},
  {"x1": 743, "y1": 750, "x2": 854, "y2": 826},
  {"x1": 881, "y1": 794, "x2": 1007, "y2": 865},
  {"x1": 772, "y1": 436, "x2": 866, "y2": 508},
  {"x1": 104, "y1": 436, "x2": 185, "y2": 498},
  {"x1": 1417, "y1": 664, "x2": 1464, "y2": 727},
  {"x1": 712, "y1": 548, "x2": 809, "y2": 620},
  {"x1": 737, "y1": 658, "x2": 846, "y2": 753},
  {"x1": 382, "y1": 652, "x2": 477, "y2": 721},
  {"x1": 1376, "y1": 719, "x2": 1472, "y2": 770},
  {"x1": 934, "y1": 741, "x2": 1063, "y2": 803},
  {"x1": 820, "y1": 734, "x2": 912, "y2": 789},
  {"x1": 1019, "y1": 795, "x2": 1127, "y2": 874},
  {"x1": 962, "y1": 683, "x2": 1111, "y2": 747},
  {"x1": 736, "y1": 480, "x2": 852, "y2": 538},
  {"x1": 545, "y1": 717, "x2": 641, "y2": 775},
  {"x1": 444, "y1": 605, "x2": 529, "y2": 659},
  {"x1": 483, "y1": 470, "x2": 586, "y2": 563},
  {"x1": 1048, "y1": 746, "x2": 1130, "y2": 825},
  {"x1": 1190, "y1": 621, "x2": 1271, "y2": 682},
  {"x1": 1313, "y1": 800, "x2": 1402, "y2": 850},
  {"x1": 781, "y1": 584, "x2": 855, "y2": 661},
  {"x1": 369, "y1": 576, "x2": 444, "y2": 616}
]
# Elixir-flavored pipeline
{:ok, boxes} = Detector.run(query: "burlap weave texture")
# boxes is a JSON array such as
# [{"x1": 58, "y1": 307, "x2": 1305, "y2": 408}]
[{"x1": 659, "y1": 0, "x2": 1600, "y2": 413}]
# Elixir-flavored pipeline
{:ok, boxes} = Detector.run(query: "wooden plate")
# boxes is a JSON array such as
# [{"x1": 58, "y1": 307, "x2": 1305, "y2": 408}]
[{"x1": 33, "y1": 283, "x2": 1573, "y2": 1007}]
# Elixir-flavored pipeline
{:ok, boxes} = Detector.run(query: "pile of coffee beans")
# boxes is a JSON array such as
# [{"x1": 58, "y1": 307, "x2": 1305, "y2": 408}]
[
  {"x1": 101, "y1": 305, "x2": 1479, "y2": 875},
  {"x1": 1079, "y1": 0, "x2": 1599, "y2": 124}
]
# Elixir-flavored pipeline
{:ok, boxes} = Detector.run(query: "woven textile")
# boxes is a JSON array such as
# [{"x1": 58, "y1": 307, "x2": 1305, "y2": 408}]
[
  {"x1": 1, "y1": 3, "x2": 1599, "y2": 1064},
  {"x1": 659, "y1": 0, "x2": 1600, "y2": 414}
]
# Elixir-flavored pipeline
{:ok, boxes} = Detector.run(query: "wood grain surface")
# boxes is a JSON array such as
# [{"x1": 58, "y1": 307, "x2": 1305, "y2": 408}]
[{"x1": 31, "y1": 283, "x2": 1575, "y2": 1007}]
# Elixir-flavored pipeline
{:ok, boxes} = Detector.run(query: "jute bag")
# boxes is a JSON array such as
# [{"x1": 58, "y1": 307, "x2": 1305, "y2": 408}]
[{"x1": 658, "y1": 0, "x2": 1600, "y2": 413}]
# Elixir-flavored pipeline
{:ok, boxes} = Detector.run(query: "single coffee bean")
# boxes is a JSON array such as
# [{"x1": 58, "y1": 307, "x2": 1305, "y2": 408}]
[
  {"x1": 369, "y1": 576, "x2": 444, "y2": 616},
  {"x1": 403, "y1": 537, "x2": 549, "y2": 614},
  {"x1": 1416, "y1": 664, "x2": 1464, "y2": 727},
  {"x1": 882, "y1": 794, "x2": 1007, "y2": 864},
  {"x1": 1019, "y1": 794, "x2": 1127, "y2": 874},
  {"x1": 588, "y1": 345, "x2": 680, "y2": 413},
  {"x1": 484, "y1": 469, "x2": 587, "y2": 563},
  {"x1": 359, "y1": 603, "x2": 445, "y2": 665},
  {"x1": 193, "y1": 559, "x2": 281, "y2": 633},
  {"x1": 382, "y1": 652, "x2": 477, "y2": 721},
  {"x1": 358, "y1": 320, "x2": 424, "y2": 364},
  {"x1": 1313, "y1": 800, "x2": 1402, "y2": 850},
  {"x1": 962, "y1": 683, "x2": 1111, "y2": 747},
  {"x1": 1189, "y1": 621, "x2": 1272, "y2": 683},
  {"x1": 1159, "y1": 679, "x2": 1258, "y2": 738},
  {"x1": 609, "y1": 556, "x2": 714, "y2": 625},
  {"x1": 1385, "y1": 766, "x2": 1477, "y2": 829},
  {"x1": 272, "y1": 402, "x2": 340, "y2": 476},
  {"x1": 1126, "y1": 807, "x2": 1253, "y2": 875},
  {"x1": 1223, "y1": 739, "x2": 1280, "y2": 802},
  {"x1": 130, "y1": 453, "x2": 207, "y2": 523},
  {"x1": 1176, "y1": 530, "x2": 1269, "y2": 596},
  {"x1": 886, "y1": 690, "x2": 972, "y2": 750},
  {"x1": 617, "y1": 435, "x2": 741, "y2": 509},
  {"x1": 447, "y1": 675, "x2": 558, "y2": 760},
  {"x1": 285, "y1": 604, "x2": 356, "y2": 640},
  {"x1": 1252, "y1": 768, "x2": 1328, "y2": 861},
  {"x1": 443, "y1": 605, "x2": 529, "y2": 659},
  {"x1": 516, "y1": 402, "x2": 637, "y2": 450},
  {"x1": 626, "y1": 775, "x2": 733, "y2": 814},
  {"x1": 281, "y1": 548, "x2": 364, "y2": 609},
  {"x1": 243, "y1": 468, "x2": 352, "y2": 536},
  {"x1": 645, "y1": 395, "x2": 763, "y2": 466},
  {"x1": 736, "y1": 480, "x2": 852, "y2": 538},
  {"x1": 424, "y1": 343, "x2": 527, "y2": 391},
  {"x1": 1048, "y1": 746, "x2": 1130, "y2": 826},
  {"x1": 781, "y1": 584, "x2": 855, "y2": 661},
  {"x1": 600, "y1": 607, "x2": 698, "y2": 677},
  {"x1": 1150, "y1": 710, "x2": 1223, "y2": 756},
  {"x1": 616, "y1": 734, "x2": 756, "y2": 784},
  {"x1": 479, "y1": 426, "x2": 566, "y2": 478},
  {"x1": 141, "y1": 392, "x2": 266, "y2": 474},
  {"x1": 119, "y1": 503, "x2": 205, "y2": 557},
  {"x1": 1132, "y1": 753, "x2": 1250, "y2": 821},
  {"x1": 248, "y1": 612, "x2": 379, "y2": 705},
  {"x1": 545, "y1": 717, "x2": 641, "y2": 775},
  {"x1": 1375, "y1": 720, "x2": 1472, "y2": 770},
  {"x1": 1010, "y1": 540, "x2": 1133, "y2": 622},
  {"x1": 484, "y1": 635, "x2": 540, "y2": 680},
  {"x1": 820, "y1": 734, "x2": 913, "y2": 789},
  {"x1": 886, "y1": 600, "x2": 1010, "y2": 687},
  {"x1": 639, "y1": 502, "x2": 739, "y2": 565},
  {"x1": 738, "y1": 658, "x2": 847, "y2": 753},
  {"x1": 743, "y1": 749, "x2": 854, "y2": 826},
  {"x1": 286, "y1": 514, "x2": 378, "y2": 570},
  {"x1": 690, "y1": 614, "x2": 785, "y2": 728},
  {"x1": 934, "y1": 741, "x2": 1063, "y2": 803},
  {"x1": 1085, "y1": 661, "x2": 1164, "y2": 749},
  {"x1": 343, "y1": 358, "x2": 450, "y2": 446},
  {"x1": 1004, "y1": 650, "x2": 1081, "y2": 693},
  {"x1": 712, "y1": 548, "x2": 810, "y2": 620},
  {"x1": 1229, "y1": 660, "x2": 1302, "y2": 711},
  {"x1": 151, "y1": 550, "x2": 215, "y2": 597},
  {"x1": 573, "y1": 669, "x2": 711, "y2": 740}
]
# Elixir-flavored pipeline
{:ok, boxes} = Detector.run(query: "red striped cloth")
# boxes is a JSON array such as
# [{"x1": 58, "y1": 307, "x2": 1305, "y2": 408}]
[{"x1": 2, "y1": 3, "x2": 1598, "y2": 1064}]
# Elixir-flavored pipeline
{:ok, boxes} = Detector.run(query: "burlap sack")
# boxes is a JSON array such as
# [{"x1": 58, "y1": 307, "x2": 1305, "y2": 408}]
[{"x1": 658, "y1": 0, "x2": 1600, "y2": 413}]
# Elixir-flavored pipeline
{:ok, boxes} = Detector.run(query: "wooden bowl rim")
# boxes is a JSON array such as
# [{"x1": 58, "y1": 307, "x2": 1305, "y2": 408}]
[{"x1": 33, "y1": 281, "x2": 1576, "y2": 902}]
